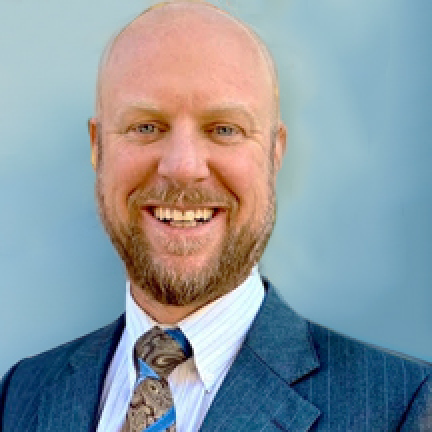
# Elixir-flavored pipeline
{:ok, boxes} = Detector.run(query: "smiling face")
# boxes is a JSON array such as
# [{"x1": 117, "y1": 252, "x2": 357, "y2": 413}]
[{"x1": 90, "y1": 2, "x2": 286, "y2": 310}]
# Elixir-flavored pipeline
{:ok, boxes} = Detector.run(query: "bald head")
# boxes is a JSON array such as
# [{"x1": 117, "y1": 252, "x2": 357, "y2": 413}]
[{"x1": 95, "y1": 0, "x2": 279, "y2": 121}]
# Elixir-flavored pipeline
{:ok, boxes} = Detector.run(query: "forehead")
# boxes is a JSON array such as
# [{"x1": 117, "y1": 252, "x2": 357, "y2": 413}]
[{"x1": 100, "y1": 3, "x2": 274, "y2": 119}]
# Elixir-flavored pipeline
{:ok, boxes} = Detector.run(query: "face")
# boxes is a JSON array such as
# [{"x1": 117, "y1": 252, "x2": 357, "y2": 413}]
[{"x1": 91, "y1": 6, "x2": 286, "y2": 307}]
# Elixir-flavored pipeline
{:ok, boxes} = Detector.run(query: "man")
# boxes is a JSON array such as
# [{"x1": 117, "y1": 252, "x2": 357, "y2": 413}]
[{"x1": 1, "y1": 1, "x2": 431, "y2": 431}]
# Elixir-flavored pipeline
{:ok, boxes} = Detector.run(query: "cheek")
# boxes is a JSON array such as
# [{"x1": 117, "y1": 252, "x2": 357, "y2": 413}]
[
  {"x1": 100, "y1": 144, "x2": 157, "y2": 217},
  {"x1": 212, "y1": 148, "x2": 269, "y2": 213}
]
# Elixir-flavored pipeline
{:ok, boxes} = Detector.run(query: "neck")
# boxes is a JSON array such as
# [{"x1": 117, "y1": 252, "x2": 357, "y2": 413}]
[{"x1": 130, "y1": 283, "x2": 209, "y2": 324}]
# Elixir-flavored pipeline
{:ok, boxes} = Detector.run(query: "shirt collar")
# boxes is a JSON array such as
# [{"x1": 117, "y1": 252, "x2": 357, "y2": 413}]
[{"x1": 125, "y1": 266, "x2": 265, "y2": 391}]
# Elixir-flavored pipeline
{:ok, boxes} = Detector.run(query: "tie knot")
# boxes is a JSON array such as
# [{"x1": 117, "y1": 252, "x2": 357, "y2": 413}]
[{"x1": 134, "y1": 326, "x2": 192, "y2": 378}]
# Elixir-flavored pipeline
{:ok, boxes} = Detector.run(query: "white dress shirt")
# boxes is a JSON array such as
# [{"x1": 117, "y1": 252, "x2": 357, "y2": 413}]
[{"x1": 97, "y1": 266, "x2": 265, "y2": 432}]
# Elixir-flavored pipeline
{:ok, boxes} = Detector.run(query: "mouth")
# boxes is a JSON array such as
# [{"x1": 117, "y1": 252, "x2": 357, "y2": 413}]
[{"x1": 147, "y1": 206, "x2": 221, "y2": 228}]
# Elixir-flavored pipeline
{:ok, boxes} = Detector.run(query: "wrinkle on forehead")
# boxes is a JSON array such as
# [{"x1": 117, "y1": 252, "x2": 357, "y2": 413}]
[{"x1": 95, "y1": 0, "x2": 279, "y2": 121}]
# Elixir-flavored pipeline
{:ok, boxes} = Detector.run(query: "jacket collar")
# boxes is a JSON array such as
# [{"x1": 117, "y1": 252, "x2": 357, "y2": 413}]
[
  {"x1": 36, "y1": 315, "x2": 124, "y2": 432},
  {"x1": 245, "y1": 278, "x2": 320, "y2": 384},
  {"x1": 200, "y1": 280, "x2": 321, "y2": 432}
]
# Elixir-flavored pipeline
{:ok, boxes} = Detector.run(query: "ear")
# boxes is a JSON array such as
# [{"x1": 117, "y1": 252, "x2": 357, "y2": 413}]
[
  {"x1": 273, "y1": 122, "x2": 287, "y2": 173},
  {"x1": 88, "y1": 117, "x2": 99, "y2": 171}
]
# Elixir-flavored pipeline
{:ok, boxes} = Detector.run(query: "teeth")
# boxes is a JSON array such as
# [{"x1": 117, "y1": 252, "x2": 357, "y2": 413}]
[
  {"x1": 202, "y1": 209, "x2": 212, "y2": 220},
  {"x1": 152, "y1": 207, "x2": 215, "y2": 223},
  {"x1": 154, "y1": 208, "x2": 162, "y2": 219},
  {"x1": 185, "y1": 210, "x2": 194, "y2": 221}
]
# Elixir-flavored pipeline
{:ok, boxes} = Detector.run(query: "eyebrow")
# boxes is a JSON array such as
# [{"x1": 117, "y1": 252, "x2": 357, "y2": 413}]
[
  {"x1": 113, "y1": 102, "x2": 161, "y2": 125},
  {"x1": 201, "y1": 104, "x2": 258, "y2": 130}
]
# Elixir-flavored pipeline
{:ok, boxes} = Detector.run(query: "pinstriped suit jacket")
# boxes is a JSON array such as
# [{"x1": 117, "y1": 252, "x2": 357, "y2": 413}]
[{"x1": 1, "y1": 280, "x2": 431, "y2": 431}]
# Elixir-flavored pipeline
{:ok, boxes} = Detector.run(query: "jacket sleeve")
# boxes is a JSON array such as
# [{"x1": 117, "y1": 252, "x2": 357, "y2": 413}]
[{"x1": 399, "y1": 375, "x2": 432, "y2": 431}]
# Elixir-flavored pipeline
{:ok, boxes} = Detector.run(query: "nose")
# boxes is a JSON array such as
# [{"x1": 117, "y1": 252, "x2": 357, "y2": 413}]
[{"x1": 157, "y1": 123, "x2": 210, "y2": 184}]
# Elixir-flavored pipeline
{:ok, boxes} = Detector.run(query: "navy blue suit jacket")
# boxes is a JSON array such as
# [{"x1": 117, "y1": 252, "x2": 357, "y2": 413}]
[{"x1": 1, "y1": 281, "x2": 431, "y2": 431}]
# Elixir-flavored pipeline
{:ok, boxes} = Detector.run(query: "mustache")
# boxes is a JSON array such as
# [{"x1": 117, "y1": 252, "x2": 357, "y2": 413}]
[{"x1": 128, "y1": 184, "x2": 236, "y2": 208}]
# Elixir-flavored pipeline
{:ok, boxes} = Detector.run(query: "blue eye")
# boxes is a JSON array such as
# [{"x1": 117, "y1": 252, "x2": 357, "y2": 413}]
[
  {"x1": 135, "y1": 123, "x2": 157, "y2": 134},
  {"x1": 215, "y1": 125, "x2": 236, "y2": 136},
  {"x1": 124, "y1": 122, "x2": 166, "y2": 144}
]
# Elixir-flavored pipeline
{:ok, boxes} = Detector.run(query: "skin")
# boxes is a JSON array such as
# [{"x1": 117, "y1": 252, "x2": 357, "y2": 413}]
[{"x1": 89, "y1": 1, "x2": 286, "y2": 324}]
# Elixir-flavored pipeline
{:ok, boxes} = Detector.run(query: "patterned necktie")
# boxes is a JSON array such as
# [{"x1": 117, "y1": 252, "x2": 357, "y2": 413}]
[{"x1": 122, "y1": 326, "x2": 192, "y2": 432}]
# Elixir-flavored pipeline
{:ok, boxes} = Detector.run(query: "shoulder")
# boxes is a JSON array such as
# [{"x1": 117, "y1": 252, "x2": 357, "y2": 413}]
[
  {"x1": 308, "y1": 318, "x2": 431, "y2": 372},
  {"x1": 261, "y1": 277, "x2": 430, "y2": 375},
  {"x1": 303, "y1": 321, "x2": 431, "y2": 430},
  {"x1": 259, "y1": 279, "x2": 431, "y2": 429},
  {"x1": 306, "y1": 319, "x2": 431, "y2": 398},
  {"x1": 0, "y1": 316, "x2": 124, "y2": 428},
  {"x1": 5, "y1": 315, "x2": 124, "y2": 384}
]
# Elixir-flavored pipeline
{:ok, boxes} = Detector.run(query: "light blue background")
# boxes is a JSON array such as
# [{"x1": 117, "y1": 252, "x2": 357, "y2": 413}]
[{"x1": 1, "y1": 0, "x2": 431, "y2": 376}]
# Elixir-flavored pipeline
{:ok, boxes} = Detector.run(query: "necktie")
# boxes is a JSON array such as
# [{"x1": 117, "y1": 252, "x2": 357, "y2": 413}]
[{"x1": 122, "y1": 326, "x2": 192, "y2": 432}]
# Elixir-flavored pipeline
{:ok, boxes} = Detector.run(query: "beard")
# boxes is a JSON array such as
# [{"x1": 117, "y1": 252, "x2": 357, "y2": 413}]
[{"x1": 96, "y1": 165, "x2": 276, "y2": 307}]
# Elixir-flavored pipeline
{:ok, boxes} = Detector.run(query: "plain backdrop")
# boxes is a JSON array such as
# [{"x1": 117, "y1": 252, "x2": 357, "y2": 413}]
[{"x1": 1, "y1": 0, "x2": 431, "y2": 376}]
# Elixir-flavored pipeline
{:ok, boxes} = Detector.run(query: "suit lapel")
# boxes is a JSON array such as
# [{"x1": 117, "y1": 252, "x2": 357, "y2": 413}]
[
  {"x1": 36, "y1": 315, "x2": 124, "y2": 432},
  {"x1": 201, "y1": 283, "x2": 321, "y2": 432}
]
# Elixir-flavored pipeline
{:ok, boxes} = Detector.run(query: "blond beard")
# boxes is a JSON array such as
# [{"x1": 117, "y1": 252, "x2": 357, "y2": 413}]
[{"x1": 95, "y1": 134, "x2": 277, "y2": 306}]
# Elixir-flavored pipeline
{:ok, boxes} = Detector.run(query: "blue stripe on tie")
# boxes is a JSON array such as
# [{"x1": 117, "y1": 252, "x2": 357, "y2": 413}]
[
  {"x1": 165, "y1": 328, "x2": 193, "y2": 358},
  {"x1": 136, "y1": 358, "x2": 159, "y2": 387},
  {"x1": 143, "y1": 406, "x2": 176, "y2": 432}
]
